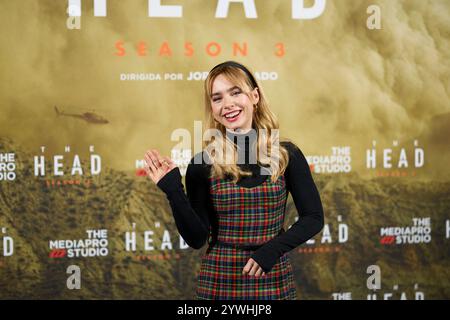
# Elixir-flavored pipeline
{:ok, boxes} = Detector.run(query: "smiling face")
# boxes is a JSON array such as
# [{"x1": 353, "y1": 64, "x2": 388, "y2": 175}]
[{"x1": 210, "y1": 74, "x2": 259, "y2": 132}]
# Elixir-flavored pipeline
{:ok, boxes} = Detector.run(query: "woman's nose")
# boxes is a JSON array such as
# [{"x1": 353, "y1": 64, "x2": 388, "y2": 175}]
[{"x1": 222, "y1": 94, "x2": 234, "y2": 108}]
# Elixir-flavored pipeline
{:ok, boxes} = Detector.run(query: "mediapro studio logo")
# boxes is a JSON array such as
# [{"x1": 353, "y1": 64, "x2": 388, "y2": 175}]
[{"x1": 49, "y1": 249, "x2": 67, "y2": 258}]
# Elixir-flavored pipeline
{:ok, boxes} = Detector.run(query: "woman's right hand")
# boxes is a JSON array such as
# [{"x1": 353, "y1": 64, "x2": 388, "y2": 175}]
[{"x1": 144, "y1": 149, "x2": 177, "y2": 185}]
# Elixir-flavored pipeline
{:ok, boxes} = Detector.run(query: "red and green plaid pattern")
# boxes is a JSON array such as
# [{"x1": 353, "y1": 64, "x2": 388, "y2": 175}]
[{"x1": 196, "y1": 175, "x2": 297, "y2": 300}]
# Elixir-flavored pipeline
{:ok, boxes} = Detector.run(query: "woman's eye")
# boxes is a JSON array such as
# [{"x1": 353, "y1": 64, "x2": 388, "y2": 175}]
[{"x1": 212, "y1": 91, "x2": 239, "y2": 102}]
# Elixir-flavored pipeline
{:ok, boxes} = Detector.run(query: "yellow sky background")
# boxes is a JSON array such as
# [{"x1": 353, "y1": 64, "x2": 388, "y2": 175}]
[{"x1": 0, "y1": 0, "x2": 449, "y2": 179}]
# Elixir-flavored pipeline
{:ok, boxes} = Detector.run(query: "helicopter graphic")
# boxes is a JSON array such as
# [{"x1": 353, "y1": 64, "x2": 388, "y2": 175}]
[{"x1": 54, "y1": 106, "x2": 109, "y2": 124}]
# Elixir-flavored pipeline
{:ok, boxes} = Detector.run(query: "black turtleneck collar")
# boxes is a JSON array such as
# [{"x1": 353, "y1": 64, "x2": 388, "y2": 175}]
[
  {"x1": 225, "y1": 128, "x2": 258, "y2": 166},
  {"x1": 223, "y1": 128, "x2": 272, "y2": 182}
]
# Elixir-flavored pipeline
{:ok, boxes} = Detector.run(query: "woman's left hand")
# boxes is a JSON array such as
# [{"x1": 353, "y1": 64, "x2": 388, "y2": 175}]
[{"x1": 242, "y1": 258, "x2": 266, "y2": 277}]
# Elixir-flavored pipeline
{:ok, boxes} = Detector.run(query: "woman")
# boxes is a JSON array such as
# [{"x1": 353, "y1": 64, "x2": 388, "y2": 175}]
[{"x1": 144, "y1": 60, "x2": 324, "y2": 300}]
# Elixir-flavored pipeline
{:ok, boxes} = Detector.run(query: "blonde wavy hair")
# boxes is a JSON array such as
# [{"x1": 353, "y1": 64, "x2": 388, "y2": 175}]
[{"x1": 202, "y1": 61, "x2": 290, "y2": 183}]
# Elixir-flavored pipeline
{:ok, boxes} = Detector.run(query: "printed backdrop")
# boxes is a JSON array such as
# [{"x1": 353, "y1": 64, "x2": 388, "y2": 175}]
[{"x1": 0, "y1": 0, "x2": 449, "y2": 299}]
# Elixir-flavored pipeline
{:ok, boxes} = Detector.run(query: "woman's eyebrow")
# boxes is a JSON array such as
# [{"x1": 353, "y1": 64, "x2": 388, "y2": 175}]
[{"x1": 211, "y1": 86, "x2": 240, "y2": 97}]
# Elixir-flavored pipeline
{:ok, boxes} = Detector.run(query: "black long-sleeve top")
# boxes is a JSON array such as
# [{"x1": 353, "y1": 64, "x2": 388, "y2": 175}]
[{"x1": 156, "y1": 129, "x2": 324, "y2": 273}]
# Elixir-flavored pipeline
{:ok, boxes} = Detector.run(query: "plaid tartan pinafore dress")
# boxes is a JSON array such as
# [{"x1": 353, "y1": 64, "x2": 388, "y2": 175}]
[{"x1": 196, "y1": 173, "x2": 297, "y2": 300}]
